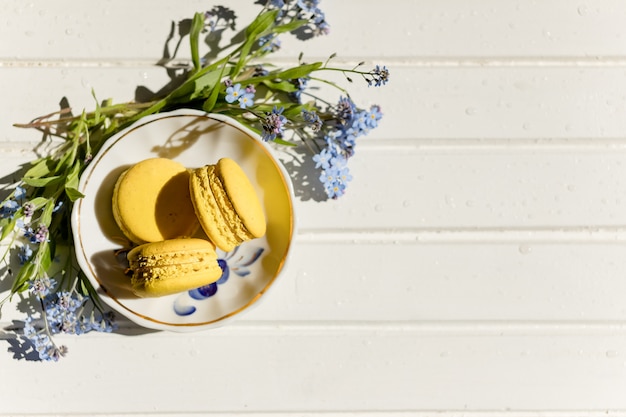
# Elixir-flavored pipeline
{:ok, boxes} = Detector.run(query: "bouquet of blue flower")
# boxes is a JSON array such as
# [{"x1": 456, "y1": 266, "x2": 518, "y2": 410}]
[{"x1": 0, "y1": 0, "x2": 388, "y2": 360}]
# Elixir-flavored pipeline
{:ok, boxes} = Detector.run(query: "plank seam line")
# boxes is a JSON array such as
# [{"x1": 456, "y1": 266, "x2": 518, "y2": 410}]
[
  {"x1": 355, "y1": 139, "x2": 626, "y2": 153},
  {"x1": 182, "y1": 320, "x2": 626, "y2": 332},
  {"x1": 11, "y1": 139, "x2": 626, "y2": 155},
  {"x1": 6, "y1": 56, "x2": 626, "y2": 68},
  {"x1": 34, "y1": 320, "x2": 626, "y2": 336},
  {"x1": 7, "y1": 411, "x2": 625, "y2": 417},
  {"x1": 295, "y1": 227, "x2": 626, "y2": 244}
]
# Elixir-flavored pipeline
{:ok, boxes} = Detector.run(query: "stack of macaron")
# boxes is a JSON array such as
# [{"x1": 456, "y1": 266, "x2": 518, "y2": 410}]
[{"x1": 112, "y1": 157, "x2": 266, "y2": 297}]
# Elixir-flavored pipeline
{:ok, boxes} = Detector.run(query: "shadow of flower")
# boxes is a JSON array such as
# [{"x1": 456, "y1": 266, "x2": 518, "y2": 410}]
[
  {"x1": 1, "y1": 322, "x2": 41, "y2": 361},
  {"x1": 278, "y1": 145, "x2": 328, "y2": 202}
]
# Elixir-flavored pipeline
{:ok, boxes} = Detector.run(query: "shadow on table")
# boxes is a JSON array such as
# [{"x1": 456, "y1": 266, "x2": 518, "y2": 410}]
[
  {"x1": 0, "y1": 291, "x2": 158, "y2": 361},
  {"x1": 1, "y1": 319, "x2": 158, "y2": 362},
  {"x1": 0, "y1": 325, "x2": 41, "y2": 361},
  {"x1": 278, "y1": 145, "x2": 328, "y2": 203}
]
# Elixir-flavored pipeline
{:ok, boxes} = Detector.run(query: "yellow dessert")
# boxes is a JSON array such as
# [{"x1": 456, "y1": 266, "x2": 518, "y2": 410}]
[
  {"x1": 127, "y1": 238, "x2": 222, "y2": 297},
  {"x1": 112, "y1": 158, "x2": 199, "y2": 244},
  {"x1": 189, "y1": 157, "x2": 266, "y2": 252}
]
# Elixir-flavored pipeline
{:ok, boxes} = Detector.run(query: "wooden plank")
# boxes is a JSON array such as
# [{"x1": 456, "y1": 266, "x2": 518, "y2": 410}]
[
  {"x1": 4, "y1": 66, "x2": 626, "y2": 144},
  {"x1": 3, "y1": 141, "x2": 626, "y2": 230},
  {"x1": 4, "y1": 0, "x2": 626, "y2": 61},
  {"x1": 293, "y1": 147, "x2": 626, "y2": 229},
  {"x1": 7, "y1": 414, "x2": 624, "y2": 417},
  {"x1": 250, "y1": 241, "x2": 626, "y2": 322},
  {"x1": 3, "y1": 241, "x2": 626, "y2": 324},
  {"x1": 1, "y1": 326, "x2": 626, "y2": 413}
]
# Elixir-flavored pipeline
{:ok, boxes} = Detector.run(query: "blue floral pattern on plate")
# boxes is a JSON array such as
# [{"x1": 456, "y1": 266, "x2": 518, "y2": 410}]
[{"x1": 173, "y1": 245, "x2": 265, "y2": 316}]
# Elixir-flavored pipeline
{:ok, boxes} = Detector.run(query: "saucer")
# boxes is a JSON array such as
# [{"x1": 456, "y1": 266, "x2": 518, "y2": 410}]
[{"x1": 71, "y1": 110, "x2": 295, "y2": 331}]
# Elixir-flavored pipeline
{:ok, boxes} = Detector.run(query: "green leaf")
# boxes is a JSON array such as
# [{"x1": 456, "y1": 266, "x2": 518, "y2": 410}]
[
  {"x1": 164, "y1": 82, "x2": 195, "y2": 102},
  {"x1": 92, "y1": 89, "x2": 102, "y2": 122},
  {"x1": 244, "y1": 103, "x2": 281, "y2": 114},
  {"x1": 66, "y1": 187, "x2": 84, "y2": 201},
  {"x1": 273, "y1": 19, "x2": 308, "y2": 34},
  {"x1": 65, "y1": 187, "x2": 85, "y2": 201},
  {"x1": 0, "y1": 215, "x2": 17, "y2": 241},
  {"x1": 64, "y1": 160, "x2": 83, "y2": 200},
  {"x1": 187, "y1": 54, "x2": 230, "y2": 82},
  {"x1": 189, "y1": 12, "x2": 205, "y2": 73},
  {"x1": 23, "y1": 158, "x2": 53, "y2": 179},
  {"x1": 283, "y1": 104, "x2": 307, "y2": 118},
  {"x1": 39, "y1": 243, "x2": 52, "y2": 272},
  {"x1": 245, "y1": 10, "x2": 279, "y2": 38},
  {"x1": 250, "y1": 103, "x2": 304, "y2": 118},
  {"x1": 38, "y1": 242, "x2": 52, "y2": 273},
  {"x1": 274, "y1": 62, "x2": 323, "y2": 80},
  {"x1": 202, "y1": 60, "x2": 230, "y2": 112},
  {"x1": 66, "y1": 165, "x2": 79, "y2": 187},
  {"x1": 28, "y1": 197, "x2": 50, "y2": 210},
  {"x1": 232, "y1": 10, "x2": 279, "y2": 77},
  {"x1": 54, "y1": 147, "x2": 75, "y2": 175},
  {"x1": 165, "y1": 55, "x2": 232, "y2": 105},
  {"x1": 190, "y1": 67, "x2": 225, "y2": 101},
  {"x1": 11, "y1": 262, "x2": 35, "y2": 294},
  {"x1": 246, "y1": 62, "x2": 323, "y2": 89},
  {"x1": 47, "y1": 238, "x2": 56, "y2": 267},
  {"x1": 22, "y1": 175, "x2": 63, "y2": 187},
  {"x1": 39, "y1": 200, "x2": 55, "y2": 228},
  {"x1": 0, "y1": 217, "x2": 10, "y2": 239},
  {"x1": 261, "y1": 80, "x2": 298, "y2": 93},
  {"x1": 273, "y1": 138, "x2": 297, "y2": 147}
]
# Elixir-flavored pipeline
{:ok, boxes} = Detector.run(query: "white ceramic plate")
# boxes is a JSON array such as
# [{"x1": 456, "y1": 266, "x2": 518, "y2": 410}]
[{"x1": 71, "y1": 110, "x2": 295, "y2": 331}]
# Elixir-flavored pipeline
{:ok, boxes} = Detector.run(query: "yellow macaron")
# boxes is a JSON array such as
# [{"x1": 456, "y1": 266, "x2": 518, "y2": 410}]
[
  {"x1": 126, "y1": 238, "x2": 222, "y2": 297},
  {"x1": 189, "y1": 157, "x2": 266, "y2": 252},
  {"x1": 112, "y1": 158, "x2": 199, "y2": 244}
]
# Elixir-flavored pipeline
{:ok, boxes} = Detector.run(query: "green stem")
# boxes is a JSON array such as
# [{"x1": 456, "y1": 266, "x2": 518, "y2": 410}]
[
  {"x1": 0, "y1": 292, "x2": 10, "y2": 310},
  {"x1": 317, "y1": 66, "x2": 371, "y2": 76},
  {"x1": 125, "y1": 99, "x2": 169, "y2": 125},
  {"x1": 38, "y1": 296, "x2": 66, "y2": 357},
  {"x1": 308, "y1": 76, "x2": 350, "y2": 96}
]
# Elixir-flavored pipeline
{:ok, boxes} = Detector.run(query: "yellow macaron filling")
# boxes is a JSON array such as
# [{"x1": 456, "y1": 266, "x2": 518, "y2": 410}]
[
  {"x1": 207, "y1": 165, "x2": 256, "y2": 242},
  {"x1": 189, "y1": 165, "x2": 242, "y2": 251}
]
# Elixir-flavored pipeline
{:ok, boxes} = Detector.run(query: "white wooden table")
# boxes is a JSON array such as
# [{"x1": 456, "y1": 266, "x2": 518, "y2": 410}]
[{"x1": 2, "y1": 0, "x2": 626, "y2": 415}]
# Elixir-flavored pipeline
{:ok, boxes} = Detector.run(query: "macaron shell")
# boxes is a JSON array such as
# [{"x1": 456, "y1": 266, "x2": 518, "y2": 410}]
[
  {"x1": 131, "y1": 263, "x2": 221, "y2": 297},
  {"x1": 127, "y1": 237, "x2": 216, "y2": 259},
  {"x1": 189, "y1": 165, "x2": 240, "y2": 252},
  {"x1": 111, "y1": 169, "x2": 140, "y2": 243},
  {"x1": 217, "y1": 158, "x2": 266, "y2": 239},
  {"x1": 112, "y1": 158, "x2": 199, "y2": 244},
  {"x1": 127, "y1": 238, "x2": 222, "y2": 297}
]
